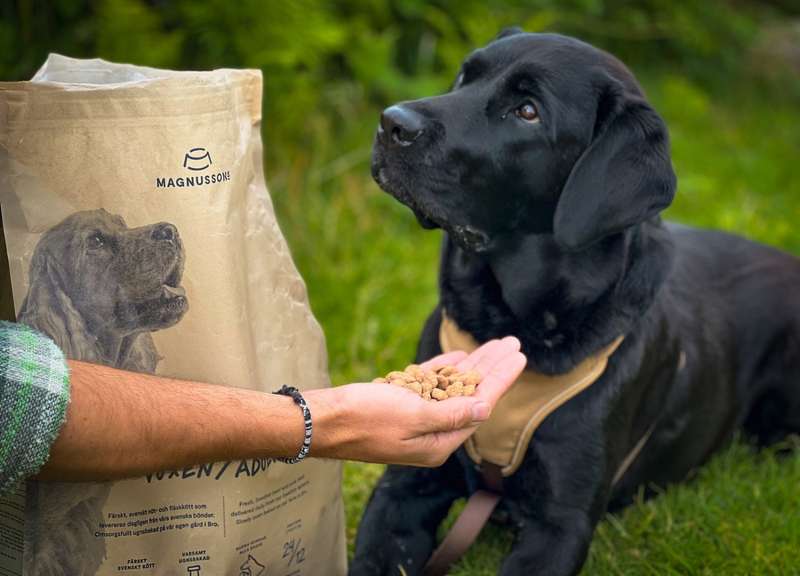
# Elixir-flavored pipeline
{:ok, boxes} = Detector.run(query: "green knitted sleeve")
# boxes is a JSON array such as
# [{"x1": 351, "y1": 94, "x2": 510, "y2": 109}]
[{"x1": 0, "y1": 321, "x2": 70, "y2": 495}]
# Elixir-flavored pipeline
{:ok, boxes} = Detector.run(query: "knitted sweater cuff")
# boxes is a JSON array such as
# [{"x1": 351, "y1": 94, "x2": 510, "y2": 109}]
[{"x1": 0, "y1": 321, "x2": 70, "y2": 495}]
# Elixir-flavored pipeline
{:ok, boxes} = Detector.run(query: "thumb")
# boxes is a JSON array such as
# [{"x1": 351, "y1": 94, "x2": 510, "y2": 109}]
[{"x1": 426, "y1": 398, "x2": 492, "y2": 432}]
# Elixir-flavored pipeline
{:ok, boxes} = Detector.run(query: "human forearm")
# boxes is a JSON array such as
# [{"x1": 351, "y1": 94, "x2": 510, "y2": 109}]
[
  {"x1": 36, "y1": 337, "x2": 525, "y2": 481},
  {"x1": 38, "y1": 360, "x2": 315, "y2": 481}
]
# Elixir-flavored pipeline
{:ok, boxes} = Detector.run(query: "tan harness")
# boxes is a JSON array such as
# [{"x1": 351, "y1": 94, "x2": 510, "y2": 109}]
[
  {"x1": 440, "y1": 313, "x2": 624, "y2": 477},
  {"x1": 424, "y1": 314, "x2": 627, "y2": 576}
]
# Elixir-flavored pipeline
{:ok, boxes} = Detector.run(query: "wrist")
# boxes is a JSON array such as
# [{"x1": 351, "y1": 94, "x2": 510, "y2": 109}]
[
  {"x1": 272, "y1": 386, "x2": 314, "y2": 464},
  {"x1": 302, "y1": 387, "x2": 347, "y2": 459}
]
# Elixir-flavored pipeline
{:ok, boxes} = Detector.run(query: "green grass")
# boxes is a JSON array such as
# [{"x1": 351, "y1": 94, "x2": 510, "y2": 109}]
[
  {"x1": 268, "y1": 73, "x2": 800, "y2": 574},
  {"x1": 440, "y1": 440, "x2": 800, "y2": 575}
]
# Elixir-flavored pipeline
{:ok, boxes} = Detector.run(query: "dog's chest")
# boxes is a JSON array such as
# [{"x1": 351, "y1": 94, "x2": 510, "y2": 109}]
[{"x1": 439, "y1": 313, "x2": 622, "y2": 477}]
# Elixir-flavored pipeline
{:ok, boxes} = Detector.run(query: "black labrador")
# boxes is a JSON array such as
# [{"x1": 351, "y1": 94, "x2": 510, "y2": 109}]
[{"x1": 351, "y1": 30, "x2": 800, "y2": 576}]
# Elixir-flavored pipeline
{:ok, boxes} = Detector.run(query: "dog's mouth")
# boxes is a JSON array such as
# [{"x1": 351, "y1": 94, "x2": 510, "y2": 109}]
[
  {"x1": 373, "y1": 161, "x2": 492, "y2": 253},
  {"x1": 414, "y1": 209, "x2": 439, "y2": 230},
  {"x1": 162, "y1": 261, "x2": 186, "y2": 301},
  {"x1": 161, "y1": 283, "x2": 186, "y2": 303},
  {"x1": 449, "y1": 225, "x2": 491, "y2": 253},
  {"x1": 373, "y1": 156, "x2": 446, "y2": 227},
  {"x1": 160, "y1": 259, "x2": 187, "y2": 310}
]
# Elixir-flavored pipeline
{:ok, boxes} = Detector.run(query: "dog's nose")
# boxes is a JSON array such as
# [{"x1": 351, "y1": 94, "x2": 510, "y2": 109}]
[
  {"x1": 152, "y1": 223, "x2": 177, "y2": 242},
  {"x1": 379, "y1": 105, "x2": 424, "y2": 146}
]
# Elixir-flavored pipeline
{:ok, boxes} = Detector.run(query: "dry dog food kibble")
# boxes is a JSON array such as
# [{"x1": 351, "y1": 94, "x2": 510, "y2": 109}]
[{"x1": 373, "y1": 364, "x2": 482, "y2": 400}]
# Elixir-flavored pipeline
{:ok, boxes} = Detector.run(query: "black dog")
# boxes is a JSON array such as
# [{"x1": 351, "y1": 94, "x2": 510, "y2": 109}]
[{"x1": 351, "y1": 30, "x2": 800, "y2": 575}]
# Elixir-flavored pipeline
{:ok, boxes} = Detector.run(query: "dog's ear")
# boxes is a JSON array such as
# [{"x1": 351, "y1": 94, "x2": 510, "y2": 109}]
[
  {"x1": 18, "y1": 243, "x2": 98, "y2": 361},
  {"x1": 495, "y1": 27, "x2": 524, "y2": 41},
  {"x1": 553, "y1": 80, "x2": 676, "y2": 251}
]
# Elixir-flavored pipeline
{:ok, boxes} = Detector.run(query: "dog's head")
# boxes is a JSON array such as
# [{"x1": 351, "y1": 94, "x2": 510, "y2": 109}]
[
  {"x1": 29, "y1": 209, "x2": 188, "y2": 336},
  {"x1": 372, "y1": 30, "x2": 676, "y2": 253}
]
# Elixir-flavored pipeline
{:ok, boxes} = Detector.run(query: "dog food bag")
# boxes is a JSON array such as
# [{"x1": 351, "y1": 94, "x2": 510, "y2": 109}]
[{"x1": 0, "y1": 54, "x2": 346, "y2": 576}]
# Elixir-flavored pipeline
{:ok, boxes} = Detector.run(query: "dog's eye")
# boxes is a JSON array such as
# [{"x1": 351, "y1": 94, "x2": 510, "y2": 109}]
[
  {"x1": 515, "y1": 102, "x2": 539, "y2": 123},
  {"x1": 87, "y1": 232, "x2": 105, "y2": 250}
]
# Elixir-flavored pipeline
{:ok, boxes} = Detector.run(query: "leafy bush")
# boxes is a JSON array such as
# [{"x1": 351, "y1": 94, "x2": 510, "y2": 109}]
[{"x1": 3, "y1": 0, "x2": 798, "y2": 164}]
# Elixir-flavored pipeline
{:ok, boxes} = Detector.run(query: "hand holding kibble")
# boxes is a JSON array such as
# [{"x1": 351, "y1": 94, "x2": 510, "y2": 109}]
[
  {"x1": 373, "y1": 364, "x2": 483, "y2": 400},
  {"x1": 303, "y1": 337, "x2": 525, "y2": 467}
]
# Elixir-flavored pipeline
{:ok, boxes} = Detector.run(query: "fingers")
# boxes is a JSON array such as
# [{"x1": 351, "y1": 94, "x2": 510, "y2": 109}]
[
  {"x1": 412, "y1": 428, "x2": 470, "y2": 467},
  {"x1": 473, "y1": 351, "x2": 527, "y2": 406},
  {"x1": 419, "y1": 350, "x2": 468, "y2": 371},
  {"x1": 418, "y1": 337, "x2": 521, "y2": 379},
  {"x1": 417, "y1": 337, "x2": 525, "y2": 432},
  {"x1": 456, "y1": 336, "x2": 521, "y2": 375},
  {"x1": 398, "y1": 340, "x2": 526, "y2": 467},
  {"x1": 456, "y1": 337, "x2": 526, "y2": 406},
  {"x1": 420, "y1": 347, "x2": 525, "y2": 432},
  {"x1": 422, "y1": 396, "x2": 484, "y2": 433}
]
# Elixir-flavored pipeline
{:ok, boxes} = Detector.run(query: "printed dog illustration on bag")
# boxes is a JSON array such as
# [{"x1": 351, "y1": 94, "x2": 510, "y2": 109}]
[
  {"x1": 18, "y1": 208, "x2": 189, "y2": 575},
  {"x1": 19, "y1": 209, "x2": 188, "y2": 371}
]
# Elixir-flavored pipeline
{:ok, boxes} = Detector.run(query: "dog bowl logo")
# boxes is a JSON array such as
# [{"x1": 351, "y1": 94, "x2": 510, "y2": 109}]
[{"x1": 183, "y1": 147, "x2": 213, "y2": 171}]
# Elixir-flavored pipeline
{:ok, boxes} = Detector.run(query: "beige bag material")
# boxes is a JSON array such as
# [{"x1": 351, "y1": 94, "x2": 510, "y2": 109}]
[{"x1": 0, "y1": 54, "x2": 346, "y2": 576}]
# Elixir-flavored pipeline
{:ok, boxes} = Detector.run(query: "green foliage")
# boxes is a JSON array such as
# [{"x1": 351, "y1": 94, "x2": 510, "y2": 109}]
[
  {"x1": 95, "y1": 0, "x2": 183, "y2": 65},
  {"x1": 4, "y1": 0, "x2": 799, "y2": 160},
  {"x1": 3, "y1": 2, "x2": 800, "y2": 574}
]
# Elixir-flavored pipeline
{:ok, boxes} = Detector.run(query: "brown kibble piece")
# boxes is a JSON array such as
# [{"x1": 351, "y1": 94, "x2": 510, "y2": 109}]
[
  {"x1": 445, "y1": 383, "x2": 464, "y2": 397},
  {"x1": 463, "y1": 371, "x2": 482, "y2": 387},
  {"x1": 405, "y1": 364, "x2": 424, "y2": 379},
  {"x1": 377, "y1": 362, "x2": 482, "y2": 400},
  {"x1": 388, "y1": 370, "x2": 415, "y2": 383},
  {"x1": 372, "y1": 377, "x2": 388, "y2": 383},
  {"x1": 438, "y1": 365, "x2": 458, "y2": 377},
  {"x1": 405, "y1": 381, "x2": 423, "y2": 394}
]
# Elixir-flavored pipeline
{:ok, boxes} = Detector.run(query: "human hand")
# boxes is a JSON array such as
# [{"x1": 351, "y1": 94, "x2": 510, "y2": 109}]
[{"x1": 305, "y1": 337, "x2": 526, "y2": 466}]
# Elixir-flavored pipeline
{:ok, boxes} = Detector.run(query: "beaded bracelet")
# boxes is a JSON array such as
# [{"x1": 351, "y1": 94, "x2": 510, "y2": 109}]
[{"x1": 274, "y1": 385, "x2": 312, "y2": 464}]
